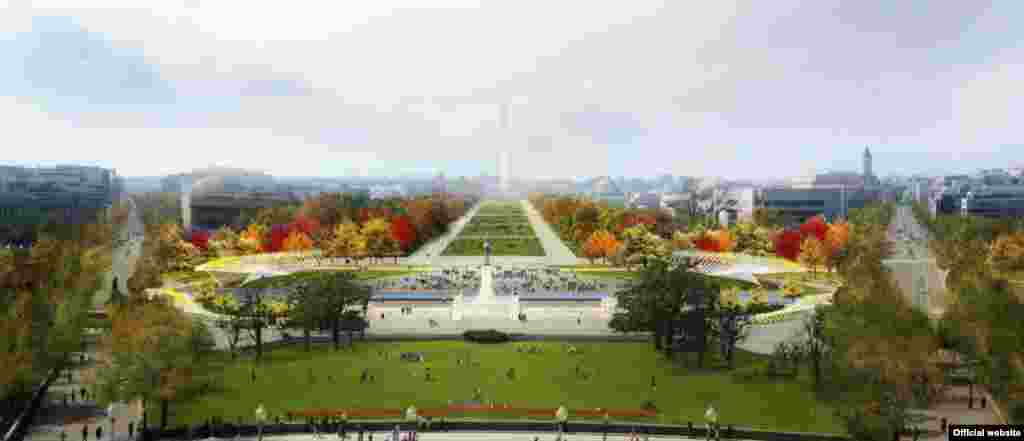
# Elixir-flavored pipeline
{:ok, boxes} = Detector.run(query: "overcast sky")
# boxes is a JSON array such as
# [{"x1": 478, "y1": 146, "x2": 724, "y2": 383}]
[{"x1": 1, "y1": 1, "x2": 1022, "y2": 179}]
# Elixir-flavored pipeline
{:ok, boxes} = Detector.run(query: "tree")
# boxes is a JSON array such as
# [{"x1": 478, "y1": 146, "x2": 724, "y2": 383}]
[
  {"x1": 323, "y1": 222, "x2": 366, "y2": 263},
  {"x1": 1, "y1": 229, "x2": 110, "y2": 403},
  {"x1": 306, "y1": 272, "x2": 371, "y2": 351},
  {"x1": 264, "y1": 224, "x2": 292, "y2": 253},
  {"x1": 773, "y1": 230, "x2": 803, "y2": 261},
  {"x1": 362, "y1": 218, "x2": 395, "y2": 264},
  {"x1": 238, "y1": 223, "x2": 266, "y2": 255},
  {"x1": 988, "y1": 232, "x2": 1024, "y2": 274},
  {"x1": 96, "y1": 298, "x2": 217, "y2": 430},
  {"x1": 716, "y1": 289, "x2": 754, "y2": 369},
  {"x1": 209, "y1": 226, "x2": 240, "y2": 257},
  {"x1": 188, "y1": 230, "x2": 210, "y2": 253},
  {"x1": 390, "y1": 216, "x2": 418, "y2": 252},
  {"x1": 752, "y1": 208, "x2": 786, "y2": 228},
  {"x1": 799, "y1": 237, "x2": 828, "y2": 274},
  {"x1": 582, "y1": 232, "x2": 605, "y2": 264},
  {"x1": 671, "y1": 231, "x2": 694, "y2": 251},
  {"x1": 610, "y1": 258, "x2": 712, "y2": 363},
  {"x1": 282, "y1": 230, "x2": 314, "y2": 252},
  {"x1": 824, "y1": 222, "x2": 850, "y2": 273},
  {"x1": 287, "y1": 281, "x2": 324, "y2": 353},
  {"x1": 800, "y1": 215, "x2": 829, "y2": 242}
]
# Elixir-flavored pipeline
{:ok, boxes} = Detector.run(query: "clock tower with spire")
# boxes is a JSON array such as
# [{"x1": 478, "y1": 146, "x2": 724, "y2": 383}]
[{"x1": 863, "y1": 146, "x2": 875, "y2": 186}]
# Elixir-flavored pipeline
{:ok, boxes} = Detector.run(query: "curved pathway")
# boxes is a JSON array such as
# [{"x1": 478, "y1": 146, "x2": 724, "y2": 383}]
[{"x1": 520, "y1": 200, "x2": 581, "y2": 266}]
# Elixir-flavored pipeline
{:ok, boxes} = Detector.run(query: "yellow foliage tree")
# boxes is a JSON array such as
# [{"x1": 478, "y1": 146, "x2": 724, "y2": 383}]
[
  {"x1": 237, "y1": 223, "x2": 265, "y2": 255},
  {"x1": 671, "y1": 231, "x2": 693, "y2": 251},
  {"x1": 324, "y1": 222, "x2": 366, "y2": 263},
  {"x1": 361, "y1": 218, "x2": 395, "y2": 263},
  {"x1": 799, "y1": 237, "x2": 828, "y2": 274},
  {"x1": 989, "y1": 232, "x2": 1024, "y2": 274}
]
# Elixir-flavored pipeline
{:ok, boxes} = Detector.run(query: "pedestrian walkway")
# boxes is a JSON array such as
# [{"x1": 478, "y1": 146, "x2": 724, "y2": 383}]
[
  {"x1": 193, "y1": 432, "x2": 745, "y2": 441},
  {"x1": 520, "y1": 200, "x2": 583, "y2": 266},
  {"x1": 25, "y1": 353, "x2": 143, "y2": 441},
  {"x1": 407, "y1": 202, "x2": 483, "y2": 266},
  {"x1": 909, "y1": 385, "x2": 1003, "y2": 441}
]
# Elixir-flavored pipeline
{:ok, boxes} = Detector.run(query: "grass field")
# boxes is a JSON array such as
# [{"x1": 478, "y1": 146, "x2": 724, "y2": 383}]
[
  {"x1": 168, "y1": 341, "x2": 844, "y2": 433},
  {"x1": 460, "y1": 222, "x2": 536, "y2": 237},
  {"x1": 442, "y1": 238, "x2": 545, "y2": 256},
  {"x1": 241, "y1": 270, "x2": 427, "y2": 289}
]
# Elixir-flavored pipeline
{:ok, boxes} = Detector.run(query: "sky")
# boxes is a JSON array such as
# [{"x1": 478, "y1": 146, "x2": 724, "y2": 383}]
[{"x1": 1, "y1": 1, "x2": 1022, "y2": 179}]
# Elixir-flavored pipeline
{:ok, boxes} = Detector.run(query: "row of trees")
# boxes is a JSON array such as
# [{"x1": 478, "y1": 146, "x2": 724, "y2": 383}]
[
  {"x1": 1, "y1": 221, "x2": 114, "y2": 431},
  {"x1": 193, "y1": 271, "x2": 371, "y2": 362},
  {"x1": 130, "y1": 191, "x2": 473, "y2": 266},
  {"x1": 532, "y1": 194, "x2": 856, "y2": 271},
  {"x1": 912, "y1": 204, "x2": 1024, "y2": 419},
  {"x1": 609, "y1": 259, "x2": 781, "y2": 369}
]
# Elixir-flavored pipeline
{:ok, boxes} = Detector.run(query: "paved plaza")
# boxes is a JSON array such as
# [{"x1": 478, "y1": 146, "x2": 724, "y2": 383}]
[{"x1": 183, "y1": 432, "x2": 734, "y2": 441}]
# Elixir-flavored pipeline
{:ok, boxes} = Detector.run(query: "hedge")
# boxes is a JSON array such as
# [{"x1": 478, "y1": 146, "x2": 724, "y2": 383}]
[{"x1": 462, "y1": 329, "x2": 511, "y2": 343}]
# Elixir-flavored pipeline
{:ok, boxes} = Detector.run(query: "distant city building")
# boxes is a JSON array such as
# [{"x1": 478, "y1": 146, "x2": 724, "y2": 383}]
[
  {"x1": 588, "y1": 176, "x2": 627, "y2": 207},
  {"x1": 370, "y1": 184, "x2": 407, "y2": 200},
  {"x1": 761, "y1": 148, "x2": 881, "y2": 222},
  {"x1": 940, "y1": 184, "x2": 1024, "y2": 218},
  {"x1": 0, "y1": 165, "x2": 118, "y2": 243},
  {"x1": 627, "y1": 192, "x2": 660, "y2": 210},
  {"x1": 174, "y1": 168, "x2": 298, "y2": 230}
]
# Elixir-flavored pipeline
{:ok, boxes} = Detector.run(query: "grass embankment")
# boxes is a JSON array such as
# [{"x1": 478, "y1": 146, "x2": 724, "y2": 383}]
[
  {"x1": 241, "y1": 270, "x2": 428, "y2": 289},
  {"x1": 168, "y1": 341, "x2": 844, "y2": 433}
]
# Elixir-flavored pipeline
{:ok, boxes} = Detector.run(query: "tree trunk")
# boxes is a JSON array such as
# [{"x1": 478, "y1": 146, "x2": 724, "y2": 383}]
[
  {"x1": 662, "y1": 320, "x2": 674, "y2": 359},
  {"x1": 332, "y1": 318, "x2": 341, "y2": 351},
  {"x1": 141, "y1": 398, "x2": 148, "y2": 433},
  {"x1": 160, "y1": 399, "x2": 169, "y2": 430},
  {"x1": 303, "y1": 326, "x2": 311, "y2": 352},
  {"x1": 255, "y1": 319, "x2": 263, "y2": 361}
]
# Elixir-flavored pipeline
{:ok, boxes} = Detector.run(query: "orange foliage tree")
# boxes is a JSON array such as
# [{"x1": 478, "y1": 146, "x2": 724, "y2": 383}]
[{"x1": 282, "y1": 230, "x2": 314, "y2": 252}]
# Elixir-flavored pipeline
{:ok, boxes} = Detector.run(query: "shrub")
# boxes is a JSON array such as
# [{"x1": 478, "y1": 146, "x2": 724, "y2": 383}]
[
  {"x1": 1012, "y1": 401, "x2": 1024, "y2": 423},
  {"x1": 731, "y1": 361, "x2": 771, "y2": 382},
  {"x1": 463, "y1": 329, "x2": 510, "y2": 343}
]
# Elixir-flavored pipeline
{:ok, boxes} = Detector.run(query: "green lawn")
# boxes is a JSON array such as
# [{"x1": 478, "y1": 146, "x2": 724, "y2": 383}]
[
  {"x1": 460, "y1": 222, "x2": 536, "y2": 237},
  {"x1": 242, "y1": 270, "x2": 426, "y2": 289},
  {"x1": 168, "y1": 341, "x2": 844, "y2": 433},
  {"x1": 442, "y1": 238, "x2": 545, "y2": 256}
]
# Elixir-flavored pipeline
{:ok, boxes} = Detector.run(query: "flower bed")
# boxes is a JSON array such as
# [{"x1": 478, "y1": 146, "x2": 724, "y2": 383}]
[{"x1": 288, "y1": 405, "x2": 656, "y2": 420}]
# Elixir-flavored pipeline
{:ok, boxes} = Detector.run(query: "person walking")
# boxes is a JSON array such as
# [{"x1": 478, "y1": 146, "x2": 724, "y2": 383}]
[
  {"x1": 391, "y1": 424, "x2": 399, "y2": 441},
  {"x1": 95, "y1": 425, "x2": 103, "y2": 441},
  {"x1": 82, "y1": 425, "x2": 88, "y2": 441},
  {"x1": 357, "y1": 424, "x2": 364, "y2": 441},
  {"x1": 60, "y1": 430, "x2": 67, "y2": 441},
  {"x1": 340, "y1": 412, "x2": 348, "y2": 439},
  {"x1": 129, "y1": 422, "x2": 134, "y2": 440}
]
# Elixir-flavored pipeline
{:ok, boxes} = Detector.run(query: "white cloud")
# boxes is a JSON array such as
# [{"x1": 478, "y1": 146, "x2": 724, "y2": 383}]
[
  {"x1": 6, "y1": 1, "x2": 1024, "y2": 179},
  {"x1": 0, "y1": 97, "x2": 376, "y2": 176}
]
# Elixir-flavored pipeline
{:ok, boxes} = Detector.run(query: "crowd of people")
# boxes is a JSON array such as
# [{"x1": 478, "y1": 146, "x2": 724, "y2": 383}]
[
  {"x1": 366, "y1": 267, "x2": 482, "y2": 294},
  {"x1": 491, "y1": 266, "x2": 620, "y2": 297}
]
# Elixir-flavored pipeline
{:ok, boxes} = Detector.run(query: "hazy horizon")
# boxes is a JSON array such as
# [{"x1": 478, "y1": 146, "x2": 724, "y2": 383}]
[{"x1": 3, "y1": 2, "x2": 1022, "y2": 180}]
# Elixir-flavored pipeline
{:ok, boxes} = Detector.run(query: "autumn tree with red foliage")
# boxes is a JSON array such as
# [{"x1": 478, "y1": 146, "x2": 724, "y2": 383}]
[
  {"x1": 189, "y1": 230, "x2": 210, "y2": 252},
  {"x1": 390, "y1": 215, "x2": 418, "y2": 252},
  {"x1": 616, "y1": 213, "x2": 656, "y2": 233},
  {"x1": 773, "y1": 229, "x2": 803, "y2": 261},
  {"x1": 289, "y1": 214, "x2": 320, "y2": 238},
  {"x1": 800, "y1": 215, "x2": 829, "y2": 242},
  {"x1": 264, "y1": 224, "x2": 293, "y2": 253}
]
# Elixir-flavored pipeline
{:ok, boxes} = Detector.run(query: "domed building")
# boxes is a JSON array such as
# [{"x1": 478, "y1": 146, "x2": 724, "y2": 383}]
[{"x1": 184, "y1": 168, "x2": 299, "y2": 229}]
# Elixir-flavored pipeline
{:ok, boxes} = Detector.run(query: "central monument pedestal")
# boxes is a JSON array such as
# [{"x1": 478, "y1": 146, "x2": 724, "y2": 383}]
[{"x1": 453, "y1": 265, "x2": 519, "y2": 321}]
